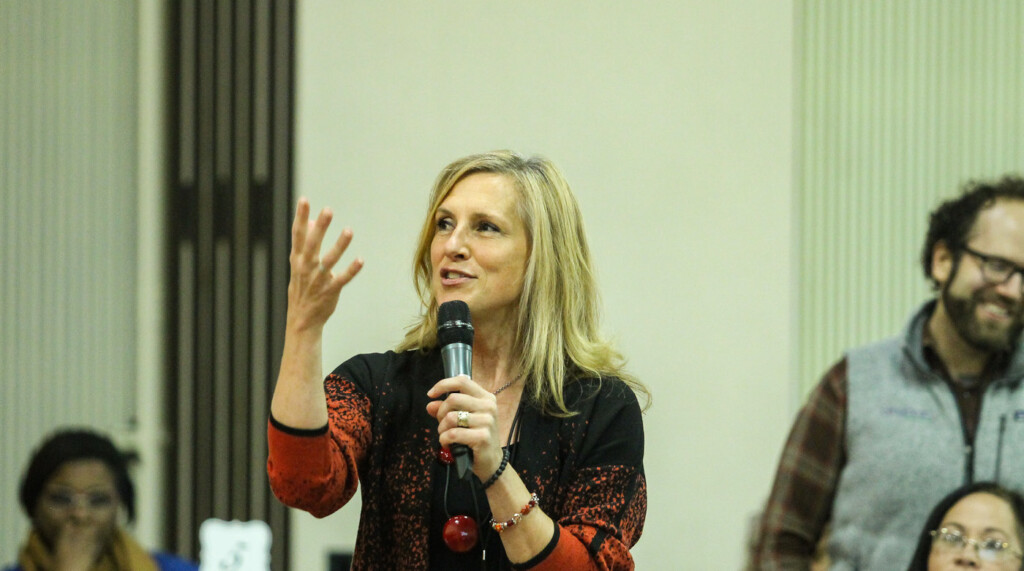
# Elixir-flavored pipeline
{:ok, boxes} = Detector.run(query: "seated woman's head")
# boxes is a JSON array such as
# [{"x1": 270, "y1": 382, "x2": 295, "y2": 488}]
[
  {"x1": 908, "y1": 482, "x2": 1024, "y2": 570},
  {"x1": 19, "y1": 428, "x2": 135, "y2": 551}
]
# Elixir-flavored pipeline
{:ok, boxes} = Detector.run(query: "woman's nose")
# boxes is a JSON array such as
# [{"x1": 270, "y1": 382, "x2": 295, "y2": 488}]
[
  {"x1": 953, "y1": 546, "x2": 981, "y2": 568},
  {"x1": 444, "y1": 228, "x2": 468, "y2": 259},
  {"x1": 69, "y1": 502, "x2": 91, "y2": 522}
]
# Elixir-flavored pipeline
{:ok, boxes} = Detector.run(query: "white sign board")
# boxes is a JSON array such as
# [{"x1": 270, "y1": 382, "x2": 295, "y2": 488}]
[{"x1": 199, "y1": 519, "x2": 272, "y2": 571}]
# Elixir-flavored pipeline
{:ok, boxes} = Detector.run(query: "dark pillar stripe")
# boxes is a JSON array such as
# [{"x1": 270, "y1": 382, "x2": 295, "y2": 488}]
[{"x1": 168, "y1": 1, "x2": 294, "y2": 568}]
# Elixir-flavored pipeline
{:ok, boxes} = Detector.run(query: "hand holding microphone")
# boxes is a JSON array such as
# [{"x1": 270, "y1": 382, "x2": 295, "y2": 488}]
[{"x1": 437, "y1": 300, "x2": 475, "y2": 479}]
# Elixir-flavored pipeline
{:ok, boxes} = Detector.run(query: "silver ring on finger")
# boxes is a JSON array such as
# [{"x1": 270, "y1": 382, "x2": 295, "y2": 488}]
[{"x1": 456, "y1": 410, "x2": 470, "y2": 429}]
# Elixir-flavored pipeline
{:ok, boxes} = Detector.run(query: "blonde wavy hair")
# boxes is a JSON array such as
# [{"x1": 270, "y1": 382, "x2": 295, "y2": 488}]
[{"x1": 396, "y1": 150, "x2": 649, "y2": 416}]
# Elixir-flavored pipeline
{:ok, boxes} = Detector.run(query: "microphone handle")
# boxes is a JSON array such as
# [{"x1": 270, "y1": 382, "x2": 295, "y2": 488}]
[
  {"x1": 452, "y1": 446, "x2": 472, "y2": 480},
  {"x1": 441, "y1": 343, "x2": 473, "y2": 480}
]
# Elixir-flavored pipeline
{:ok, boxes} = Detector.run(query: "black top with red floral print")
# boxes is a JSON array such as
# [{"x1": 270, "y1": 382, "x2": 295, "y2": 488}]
[{"x1": 268, "y1": 349, "x2": 646, "y2": 570}]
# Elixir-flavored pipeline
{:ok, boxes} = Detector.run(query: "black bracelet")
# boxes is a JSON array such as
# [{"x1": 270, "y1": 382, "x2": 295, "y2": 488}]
[{"x1": 481, "y1": 447, "x2": 510, "y2": 489}]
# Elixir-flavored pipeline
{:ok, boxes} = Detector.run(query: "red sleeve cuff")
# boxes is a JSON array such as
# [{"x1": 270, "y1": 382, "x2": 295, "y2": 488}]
[
  {"x1": 267, "y1": 419, "x2": 334, "y2": 484},
  {"x1": 517, "y1": 524, "x2": 597, "y2": 571}
]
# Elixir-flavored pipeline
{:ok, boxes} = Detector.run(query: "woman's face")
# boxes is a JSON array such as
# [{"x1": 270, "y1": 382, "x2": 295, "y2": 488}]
[
  {"x1": 928, "y1": 492, "x2": 1023, "y2": 570},
  {"x1": 430, "y1": 172, "x2": 529, "y2": 332},
  {"x1": 32, "y1": 459, "x2": 120, "y2": 550}
]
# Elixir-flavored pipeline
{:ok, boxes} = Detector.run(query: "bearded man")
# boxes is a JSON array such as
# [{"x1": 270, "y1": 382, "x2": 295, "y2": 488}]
[{"x1": 754, "y1": 176, "x2": 1024, "y2": 570}]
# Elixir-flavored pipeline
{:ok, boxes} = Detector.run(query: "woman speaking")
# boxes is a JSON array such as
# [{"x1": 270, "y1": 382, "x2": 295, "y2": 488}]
[{"x1": 267, "y1": 150, "x2": 648, "y2": 570}]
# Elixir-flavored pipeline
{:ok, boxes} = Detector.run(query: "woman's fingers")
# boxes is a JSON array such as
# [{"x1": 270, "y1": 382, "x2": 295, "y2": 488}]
[
  {"x1": 438, "y1": 410, "x2": 490, "y2": 444},
  {"x1": 427, "y1": 375, "x2": 489, "y2": 400},
  {"x1": 290, "y1": 198, "x2": 311, "y2": 256},
  {"x1": 284, "y1": 199, "x2": 364, "y2": 332},
  {"x1": 426, "y1": 383, "x2": 497, "y2": 434},
  {"x1": 289, "y1": 199, "x2": 364, "y2": 282},
  {"x1": 319, "y1": 226, "x2": 355, "y2": 271},
  {"x1": 300, "y1": 207, "x2": 333, "y2": 270},
  {"x1": 332, "y1": 257, "x2": 365, "y2": 288},
  {"x1": 317, "y1": 227, "x2": 364, "y2": 288},
  {"x1": 53, "y1": 522, "x2": 107, "y2": 568},
  {"x1": 290, "y1": 198, "x2": 341, "y2": 270}
]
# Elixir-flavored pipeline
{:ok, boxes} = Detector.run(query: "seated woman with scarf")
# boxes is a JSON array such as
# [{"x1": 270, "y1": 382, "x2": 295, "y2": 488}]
[{"x1": 4, "y1": 428, "x2": 197, "y2": 571}]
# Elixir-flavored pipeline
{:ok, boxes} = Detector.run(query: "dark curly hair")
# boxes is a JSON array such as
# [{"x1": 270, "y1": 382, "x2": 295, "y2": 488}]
[
  {"x1": 19, "y1": 428, "x2": 136, "y2": 522},
  {"x1": 906, "y1": 481, "x2": 1024, "y2": 571},
  {"x1": 922, "y1": 176, "x2": 1024, "y2": 289}
]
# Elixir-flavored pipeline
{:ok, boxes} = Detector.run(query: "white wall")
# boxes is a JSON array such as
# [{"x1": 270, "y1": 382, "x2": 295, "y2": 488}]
[{"x1": 291, "y1": 2, "x2": 795, "y2": 569}]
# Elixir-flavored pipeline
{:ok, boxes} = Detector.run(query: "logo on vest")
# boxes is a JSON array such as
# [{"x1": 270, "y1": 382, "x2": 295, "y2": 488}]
[
  {"x1": 883, "y1": 406, "x2": 933, "y2": 420},
  {"x1": 1014, "y1": 410, "x2": 1024, "y2": 422}
]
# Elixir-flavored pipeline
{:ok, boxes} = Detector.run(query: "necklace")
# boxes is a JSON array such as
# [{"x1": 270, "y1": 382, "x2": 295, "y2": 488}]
[
  {"x1": 491, "y1": 376, "x2": 520, "y2": 396},
  {"x1": 441, "y1": 460, "x2": 480, "y2": 553}
]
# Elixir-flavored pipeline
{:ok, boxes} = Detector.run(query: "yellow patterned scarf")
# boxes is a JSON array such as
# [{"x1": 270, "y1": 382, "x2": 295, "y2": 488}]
[{"x1": 17, "y1": 528, "x2": 158, "y2": 571}]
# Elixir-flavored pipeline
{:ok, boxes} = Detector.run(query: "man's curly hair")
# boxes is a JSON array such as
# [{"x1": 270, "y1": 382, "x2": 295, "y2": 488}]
[{"x1": 921, "y1": 175, "x2": 1024, "y2": 289}]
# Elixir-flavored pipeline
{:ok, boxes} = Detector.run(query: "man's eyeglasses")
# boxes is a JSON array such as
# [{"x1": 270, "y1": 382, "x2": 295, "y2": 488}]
[
  {"x1": 962, "y1": 246, "x2": 1024, "y2": 290},
  {"x1": 931, "y1": 528, "x2": 1024, "y2": 562}
]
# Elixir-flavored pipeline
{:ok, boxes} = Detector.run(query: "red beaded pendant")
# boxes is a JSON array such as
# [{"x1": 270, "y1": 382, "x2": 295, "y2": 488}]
[
  {"x1": 442, "y1": 514, "x2": 479, "y2": 552},
  {"x1": 437, "y1": 446, "x2": 454, "y2": 465}
]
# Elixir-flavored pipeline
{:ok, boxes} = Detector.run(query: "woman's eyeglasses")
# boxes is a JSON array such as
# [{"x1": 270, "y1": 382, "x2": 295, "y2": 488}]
[
  {"x1": 41, "y1": 490, "x2": 117, "y2": 512},
  {"x1": 931, "y1": 528, "x2": 1024, "y2": 562}
]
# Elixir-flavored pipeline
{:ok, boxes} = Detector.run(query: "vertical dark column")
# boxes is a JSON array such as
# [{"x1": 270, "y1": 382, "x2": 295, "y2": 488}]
[
  {"x1": 167, "y1": 1, "x2": 294, "y2": 569},
  {"x1": 267, "y1": 3, "x2": 294, "y2": 569},
  {"x1": 231, "y1": 0, "x2": 254, "y2": 522}
]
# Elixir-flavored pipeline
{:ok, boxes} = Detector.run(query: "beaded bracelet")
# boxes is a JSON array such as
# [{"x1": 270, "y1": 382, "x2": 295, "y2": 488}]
[
  {"x1": 481, "y1": 447, "x2": 510, "y2": 490},
  {"x1": 489, "y1": 492, "x2": 540, "y2": 532}
]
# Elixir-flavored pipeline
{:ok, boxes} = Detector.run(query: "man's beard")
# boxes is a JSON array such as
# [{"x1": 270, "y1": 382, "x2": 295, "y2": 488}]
[{"x1": 942, "y1": 282, "x2": 1024, "y2": 353}]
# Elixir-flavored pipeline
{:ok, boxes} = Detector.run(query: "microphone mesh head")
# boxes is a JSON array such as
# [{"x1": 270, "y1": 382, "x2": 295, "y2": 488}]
[{"x1": 437, "y1": 300, "x2": 473, "y2": 346}]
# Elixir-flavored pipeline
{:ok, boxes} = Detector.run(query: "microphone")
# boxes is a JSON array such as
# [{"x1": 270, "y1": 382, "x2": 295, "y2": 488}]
[{"x1": 437, "y1": 300, "x2": 474, "y2": 480}]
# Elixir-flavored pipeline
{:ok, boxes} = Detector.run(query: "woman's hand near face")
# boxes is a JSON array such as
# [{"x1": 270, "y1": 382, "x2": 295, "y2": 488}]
[
  {"x1": 51, "y1": 521, "x2": 109, "y2": 571},
  {"x1": 271, "y1": 198, "x2": 364, "y2": 429},
  {"x1": 425, "y1": 376, "x2": 504, "y2": 481}
]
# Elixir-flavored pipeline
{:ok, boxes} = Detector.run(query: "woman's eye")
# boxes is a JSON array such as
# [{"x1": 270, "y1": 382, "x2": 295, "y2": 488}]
[
  {"x1": 46, "y1": 493, "x2": 73, "y2": 507},
  {"x1": 940, "y1": 532, "x2": 966, "y2": 546},
  {"x1": 435, "y1": 218, "x2": 453, "y2": 231},
  {"x1": 478, "y1": 221, "x2": 499, "y2": 232},
  {"x1": 981, "y1": 538, "x2": 1007, "y2": 551},
  {"x1": 89, "y1": 493, "x2": 115, "y2": 508}
]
